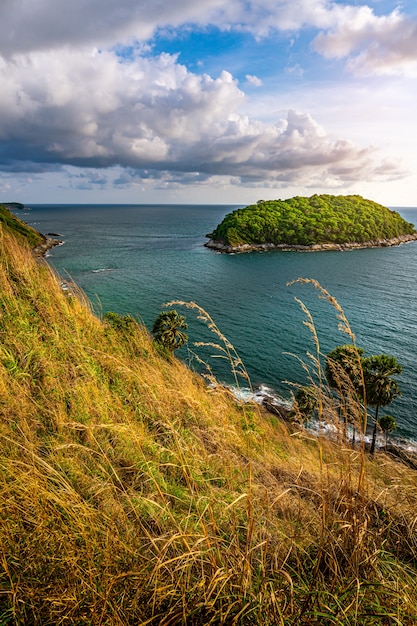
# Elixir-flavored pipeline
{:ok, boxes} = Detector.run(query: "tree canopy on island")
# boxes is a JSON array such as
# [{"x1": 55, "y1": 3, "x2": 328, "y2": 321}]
[{"x1": 207, "y1": 195, "x2": 415, "y2": 247}]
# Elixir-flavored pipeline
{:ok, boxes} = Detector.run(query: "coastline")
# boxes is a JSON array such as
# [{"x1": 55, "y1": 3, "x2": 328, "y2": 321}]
[
  {"x1": 17, "y1": 205, "x2": 417, "y2": 455},
  {"x1": 232, "y1": 383, "x2": 417, "y2": 467},
  {"x1": 205, "y1": 232, "x2": 417, "y2": 254},
  {"x1": 32, "y1": 236, "x2": 63, "y2": 257}
]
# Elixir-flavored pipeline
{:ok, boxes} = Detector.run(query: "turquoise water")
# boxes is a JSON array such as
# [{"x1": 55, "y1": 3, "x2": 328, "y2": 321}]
[{"x1": 20, "y1": 203, "x2": 417, "y2": 443}]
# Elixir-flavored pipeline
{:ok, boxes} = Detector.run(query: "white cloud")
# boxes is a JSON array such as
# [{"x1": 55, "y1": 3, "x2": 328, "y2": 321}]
[
  {"x1": 0, "y1": 48, "x2": 402, "y2": 188},
  {"x1": 1, "y1": 1, "x2": 416, "y2": 76},
  {"x1": 0, "y1": 0, "x2": 415, "y2": 202},
  {"x1": 0, "y1": 0, "x2": 224, "y2": 56},
  {"x1": 313, "y1": 7, "x2": 417, "y2": 75},
  {"x1": 245, "y1": 74, "x2": 263, "y2": 87},
  {"x1": 0, "y1": 0, "x2": 411, "y2": 54}
]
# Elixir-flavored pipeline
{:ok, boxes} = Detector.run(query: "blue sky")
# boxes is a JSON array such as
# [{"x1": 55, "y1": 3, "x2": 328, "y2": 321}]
[{"x1": 0, "y1": 0, "x2": 416, "y2": 205}]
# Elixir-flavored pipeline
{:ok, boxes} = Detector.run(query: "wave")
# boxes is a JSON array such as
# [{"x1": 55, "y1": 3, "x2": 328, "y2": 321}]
[
  {"x1": 229, "y1": 384, "x2": 291, "y2": 409},
  {"x1": 230, "y1": 383, "x2": 417, "y2": 455}
]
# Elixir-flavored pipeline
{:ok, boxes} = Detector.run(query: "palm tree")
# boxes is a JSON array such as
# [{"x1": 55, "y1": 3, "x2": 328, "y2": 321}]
[
  {"x1": 325, "y1": 344, "x2": 365, "y2": 392},
  {"x1": 362, "y1": 354, "x2": 402, "y2": 455},
  {"x1": 152, "y1": 310, "x2": 188, "y2": 353},
  {"x1": 378, "y1": 414, "x2": 397, "y2": 447},
  {"x1": 291, "y1": 385, "x2": 317, "y2": 423},
  {"x1": 325, "y1": 344, "x2": 365, "y2": 443}
]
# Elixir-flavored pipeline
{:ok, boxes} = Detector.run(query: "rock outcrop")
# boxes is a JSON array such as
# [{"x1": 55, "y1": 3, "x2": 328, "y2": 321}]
[{"x1": 205, "y1": 232, "x2": 417, "y2": 254}]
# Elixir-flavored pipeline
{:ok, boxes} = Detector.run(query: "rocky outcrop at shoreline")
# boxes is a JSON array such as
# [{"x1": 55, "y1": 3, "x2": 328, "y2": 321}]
[
  {"x1": 205, "y1": 232, "x2": 417, "y2": 254},
  {"x1": 32, "y1": 236, "x2": 62, "y2": 257}
]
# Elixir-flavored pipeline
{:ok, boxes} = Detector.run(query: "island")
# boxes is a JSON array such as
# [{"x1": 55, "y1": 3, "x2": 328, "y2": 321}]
[
  {"x1": 205, "y1": 194, "x2": 417, "y2": 253},
  {"x1": 2, "y1": 201, "x2": 26, "y2": 209}
]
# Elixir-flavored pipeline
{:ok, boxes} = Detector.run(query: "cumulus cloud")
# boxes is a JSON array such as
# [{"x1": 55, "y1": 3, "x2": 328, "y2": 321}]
[
  {"x1": 0, "y1": 0, "x2": 224, "y2": 56},
  {"x1": 0, "y1": 0, "x2": 413, "y2": 195},
  {"x1": 1, "y1": 0, "x2": 415, "y2": 83},
  {"x1": 1, "y1": 0, "x2": 414, "y2": 62},
  {"x1": 313, "y1": 7, "x2": 417, "y2": 75},
  {"x1": 245, "y1": 74, "x2": 263, "y2": 87},
  {"x1": 0, "y1": 48, "x2": 403, "y2": 188},
  {"x1": 1, "y1": 1, "x2": 416, "y2": 82}
]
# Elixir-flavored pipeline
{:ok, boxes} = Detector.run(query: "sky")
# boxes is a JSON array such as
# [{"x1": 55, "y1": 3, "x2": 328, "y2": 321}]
[{"x1": 0, "y1": 0, "x2": 416, "y2": 206}]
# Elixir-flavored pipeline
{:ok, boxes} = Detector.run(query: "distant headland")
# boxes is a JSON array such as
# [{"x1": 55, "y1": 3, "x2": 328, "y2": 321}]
[
  {"x1": 2, "y1": 201, "x2": 26, "y2": 210},
  {"x1": 205, "y1": 194, "x2": 417, "y2": 253}
]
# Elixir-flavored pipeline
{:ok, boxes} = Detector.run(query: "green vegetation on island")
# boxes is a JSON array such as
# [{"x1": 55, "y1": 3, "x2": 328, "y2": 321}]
[
  {"x1": 1, "y1": 208, "x2": 417, "y2": 624},
  {"x1": 1, "y1": 201, "x2": 25, "y2": 210},
  {"x1": 207, "y1": 194, "x2": 416, "y2": 250}
]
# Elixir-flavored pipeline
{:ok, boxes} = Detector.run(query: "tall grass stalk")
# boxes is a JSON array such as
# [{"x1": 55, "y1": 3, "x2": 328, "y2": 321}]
[
  {"x1": 165, "y1": 300, "x2": 253, "y2": 394},
  {"x1": 289, "y1": 278, "x2": 369, "y2": 493},
  {"x1": 165, "y1": 299, "x2": 261, "y2": 435}
]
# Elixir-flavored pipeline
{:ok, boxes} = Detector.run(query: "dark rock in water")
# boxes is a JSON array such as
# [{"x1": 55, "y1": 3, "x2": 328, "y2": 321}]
[
  {"x1": 250, "y1": 385, "x2": 294, "y2": 422},
  {"x1": 385, "y1": 445, "x2": 417, "y2": 470},
  {"x1": 260, "y1": 395, "x2": 293, "y2": 421},
  {"x1": 47, "y1": 232, "x2": 62, "y2": 237}
]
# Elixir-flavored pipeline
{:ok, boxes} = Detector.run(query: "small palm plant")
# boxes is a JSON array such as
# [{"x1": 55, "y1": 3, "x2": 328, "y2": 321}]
[
  {"x1": 325, "y1": 344, "x2": 365, "y2": 445},
  {"x1": 291, "y1": 385, "x2": 317, "y2": 423},
  {"x1": 152, "y1": 310, "x2": 188, "y2": 353},
  {"x1": 379, "y1": 414, "x2": 397, "y2": 447},
  {"x1": 362, "y1": 354, "x2": 402, "y2": 455}
]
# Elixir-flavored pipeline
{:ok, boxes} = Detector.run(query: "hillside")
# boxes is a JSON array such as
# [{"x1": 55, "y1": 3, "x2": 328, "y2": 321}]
[
  {"x1": 0, "y1": 202, "x2": 61, "y2": 254},
  {"x1": 206, "y1": 194, "x2": 417, "y2": 252},
  {"x1": 0, "y1": 202, "x2": 45, "y2": 247},
  {"x1": 0, "y1": 213, "x2": 417, "y2": 624}
]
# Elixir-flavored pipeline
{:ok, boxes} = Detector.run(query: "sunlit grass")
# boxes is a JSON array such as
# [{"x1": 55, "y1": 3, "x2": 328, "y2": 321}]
[{"x1": 0, "y1": 223, "x2": 416, "y2": 624}]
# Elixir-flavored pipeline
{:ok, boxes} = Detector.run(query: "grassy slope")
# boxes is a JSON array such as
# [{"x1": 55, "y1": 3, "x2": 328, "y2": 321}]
[
  {"x1": 0, "y1": 203, "x2": 45, "y2": 248},
  {"x1": 0, "y1": 222, "x2": 416, "y2": 624}
]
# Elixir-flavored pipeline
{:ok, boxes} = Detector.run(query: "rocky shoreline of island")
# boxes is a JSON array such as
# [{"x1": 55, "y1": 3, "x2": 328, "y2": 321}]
[{"x1": 205, "y1": 232, "x2": 417, "y2": 254}]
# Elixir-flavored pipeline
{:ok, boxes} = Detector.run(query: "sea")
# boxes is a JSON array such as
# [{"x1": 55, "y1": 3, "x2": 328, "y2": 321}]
[{"x1": 14, "y1": 203, "x2": 417, "y2": 448}]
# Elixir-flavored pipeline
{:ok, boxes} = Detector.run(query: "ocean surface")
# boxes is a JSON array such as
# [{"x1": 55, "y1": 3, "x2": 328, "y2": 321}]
[{"x1": 16, "y1": 203, "x2": 417, "y2": 446}]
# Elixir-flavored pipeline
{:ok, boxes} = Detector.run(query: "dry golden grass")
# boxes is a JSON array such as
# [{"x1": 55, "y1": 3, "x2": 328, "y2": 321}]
[{"x1": 0, "y1": 224, "x2": 416, "y2": 624}]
